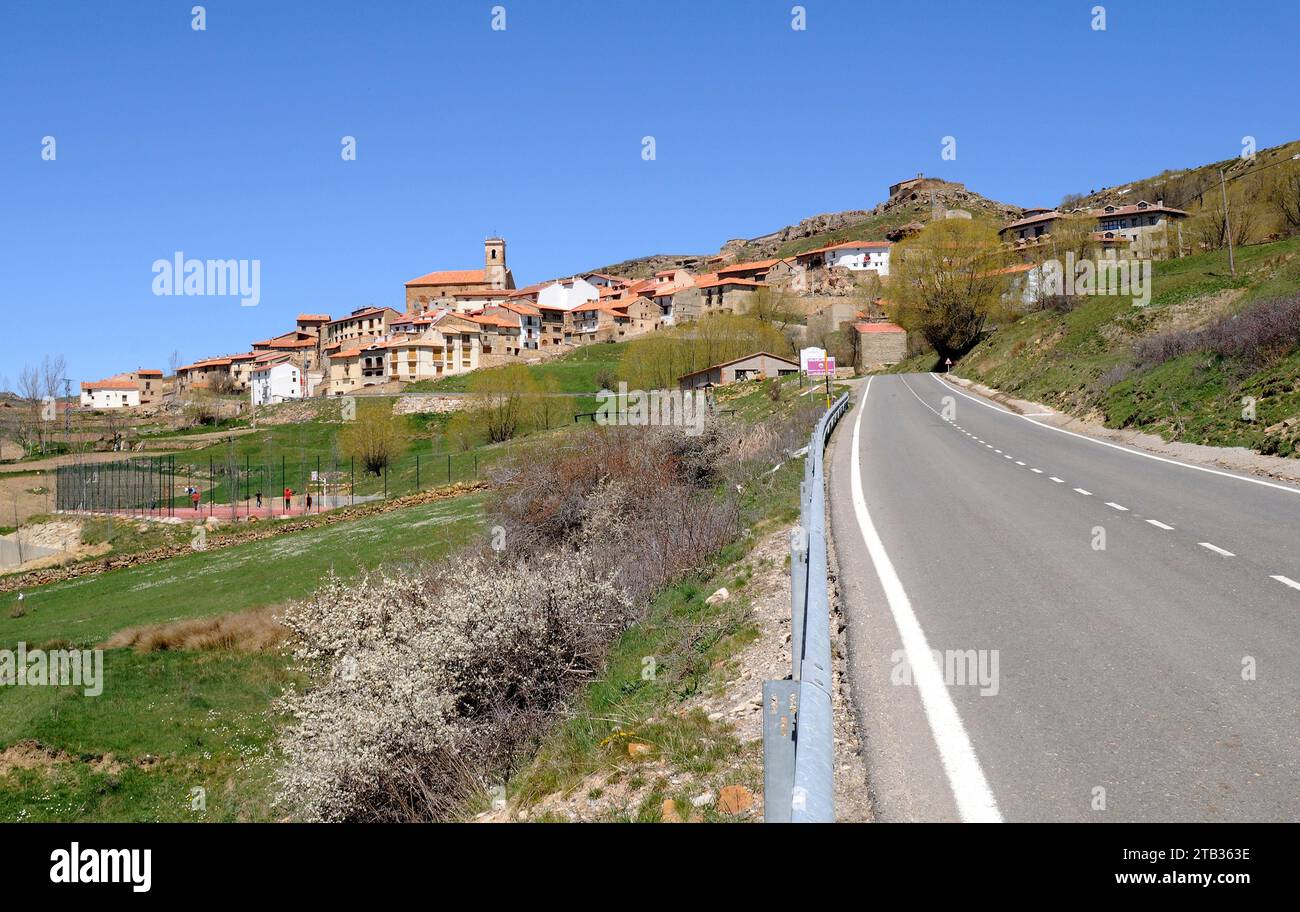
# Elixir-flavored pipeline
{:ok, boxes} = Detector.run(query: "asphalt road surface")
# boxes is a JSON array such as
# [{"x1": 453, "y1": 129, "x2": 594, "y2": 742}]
[{"x1": 828, "y1": 373, "x2": 1300, "y2": 822}]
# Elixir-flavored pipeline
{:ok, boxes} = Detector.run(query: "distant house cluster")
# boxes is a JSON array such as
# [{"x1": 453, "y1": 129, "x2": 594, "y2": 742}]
[
  {"x1": 83, "y1": 227, "x2": 907, "y2": 408},
  {"x1": 79, "y1": 369, "x2": 163, "y2": 409},
  {"x1": 998, "y1": 200, "x2": 1189, "y2": 255}
]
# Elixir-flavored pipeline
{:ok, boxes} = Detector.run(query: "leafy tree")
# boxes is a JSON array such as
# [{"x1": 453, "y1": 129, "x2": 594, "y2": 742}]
[
  {"x1": 886, "y1": 220, "x2": 1011, "y2": 362},
  {"x1": 467, "y1": 364, "x2": 539, "y2": 443},
  {"x1": 619, "y1": 314, "x2": 793, "y2": 390},
  {"x1": 745, "y1": 286, "x2": 802, "y2": 330},
  {"x1": 339, "y1": 401, "x2": 407, "y2": 475}
]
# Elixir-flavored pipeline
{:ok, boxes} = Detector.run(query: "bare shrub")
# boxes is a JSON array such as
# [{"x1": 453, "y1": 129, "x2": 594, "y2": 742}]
[
  {"x1": 1089, "y1": 362, "x2": 1135, "y2": 394},
  {"x1": 276, "y1": 553, "x2": 633, "y2": 822},
  {"x1": 1134, "y1": 293, "x2": 1300, "y2": 371},
  {"x1": 490, "y1": 424, "x2": 727, "y2": 554}
]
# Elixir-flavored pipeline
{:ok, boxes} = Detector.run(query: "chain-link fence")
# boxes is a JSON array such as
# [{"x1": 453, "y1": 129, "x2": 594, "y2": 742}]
[{"x1": 53, "y1": 449, "x2": 497, "y2": 520}]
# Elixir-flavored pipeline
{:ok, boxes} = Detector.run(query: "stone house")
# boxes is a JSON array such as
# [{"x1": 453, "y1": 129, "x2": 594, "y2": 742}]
[
  {"x1": 854, "y1": 322, "x2": 908, "y2": 369},
  {"x1": 694, "y1": 275, "x2": 767, "y2": 315},
  {"x1": 324, "y1": 307, "x2": 401, "y2": 348},
  {"x1": 677, "y1": 351, "x2": 800, "y2": 391}
]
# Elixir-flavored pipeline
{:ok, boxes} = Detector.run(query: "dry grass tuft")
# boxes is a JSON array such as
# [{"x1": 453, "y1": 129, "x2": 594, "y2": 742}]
[{"x1": 102, "y1": 606, "x2": 287, "y2": 653}]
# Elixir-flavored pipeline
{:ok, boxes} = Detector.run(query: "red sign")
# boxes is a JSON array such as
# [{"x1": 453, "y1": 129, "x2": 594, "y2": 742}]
[{"x1": 807, "y1": 357, "x2": 837, "y2": 377}]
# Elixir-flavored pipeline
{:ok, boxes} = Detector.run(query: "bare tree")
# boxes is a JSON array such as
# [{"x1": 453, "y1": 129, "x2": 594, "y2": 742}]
[
  {"x1": 16, "y1": 364, "x2": 43, "y2": 455},
  {"x1": 1269, "y1": 164, "x2": 1300, "y2": 235}
]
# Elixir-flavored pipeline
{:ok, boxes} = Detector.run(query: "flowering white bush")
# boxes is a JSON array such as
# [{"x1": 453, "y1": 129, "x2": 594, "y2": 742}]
[{"x1": 276, "y1": 552, "x2": 632, "y2": 822}]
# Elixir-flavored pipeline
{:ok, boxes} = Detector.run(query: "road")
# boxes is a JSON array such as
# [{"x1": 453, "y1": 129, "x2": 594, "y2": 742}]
[{"x1": 828, "y1": 373, "x2": 1300, "y2": 822}]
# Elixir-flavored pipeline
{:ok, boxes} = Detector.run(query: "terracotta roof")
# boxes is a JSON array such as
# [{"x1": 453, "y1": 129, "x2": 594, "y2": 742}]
[
  {"x1": 81, "y1": 379, "x2": 137, "y2": 392},
  {"x1": 854, "y1": 322, "x2": 906, "y2": 334},
  {"x1": 252, "y1": 352, "x2": 294, "y2": 366},
  {"x1": 382, "y1": 334, "x2": 438, "y2": 349},
  {"x1": 178, "y1": 357, "x2": 235, "y2": 371},
  {"x1": 296, "y1": 314, "x2": 331, "y2": 322},
  {"x1": 135, "y1": 369, "x2": 163, "y2": 377},
  {"x1": 465, "y1": 311, "x2": 521, "y2": 328},
  {"x1": 404, "y1": 268, "x2": 490, "y2": 287},
  {"x1": 694, "y1": 276, "x2": 767, "y2": 290},
  {"x1": 716, "y1": 258, "x2": 786, "y2": 275},
  {"x1": 492, "y1": 300, "x2": 538, "y2": 317},
  {"x1": 1001, "y1": 211, "x2": 1065, "y2": 231},
  {"x1": 327, "y1": 307, "x2": 399, "y2": 326},
  {"x1": 1090, "y1": 201, "x2": 1188, "y2": 219}
]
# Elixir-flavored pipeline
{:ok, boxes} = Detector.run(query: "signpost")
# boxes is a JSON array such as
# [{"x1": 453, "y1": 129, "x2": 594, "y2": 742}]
[
  {"x1": 806, "y1": 357, "x2": 837, "y2": 408},
  {"x1": 944, "y1": 357, "x2": 953, "y2": 373}
]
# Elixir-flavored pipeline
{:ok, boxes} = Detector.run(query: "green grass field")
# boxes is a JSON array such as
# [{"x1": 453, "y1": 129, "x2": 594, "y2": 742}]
[
  {"x1": 154, "y1": 344, "x2": 627, "y2": 506},
  {"x1": 1, "y1": 343, "x2": 616, "y2": 821},
  {"x1": 0, "y1": 492, "x2": 486, "y2": 821}
]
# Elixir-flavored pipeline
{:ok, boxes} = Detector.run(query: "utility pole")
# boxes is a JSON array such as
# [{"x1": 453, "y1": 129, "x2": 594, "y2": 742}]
[
  {"x1": 1219, "y1": 167, "x2": 1236, "y2": 278},
  {"x1": 61, "y1": 377, "x2": 73, "y2": 446}
]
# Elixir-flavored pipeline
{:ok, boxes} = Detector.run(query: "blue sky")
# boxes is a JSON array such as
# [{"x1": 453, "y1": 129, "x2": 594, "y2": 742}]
[{"x1": 1, "y1": 0, "x2": 1296, "y2": 383}]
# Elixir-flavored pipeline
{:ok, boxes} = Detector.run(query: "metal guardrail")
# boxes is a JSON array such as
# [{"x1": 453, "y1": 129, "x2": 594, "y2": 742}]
[{"x1": 764, "y1": 391, "x2": 851, "y2": 822}]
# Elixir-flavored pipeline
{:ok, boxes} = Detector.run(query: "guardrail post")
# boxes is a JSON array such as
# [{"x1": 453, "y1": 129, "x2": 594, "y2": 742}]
[
  {"x1": 790, "y1": 525, "x2": 808, "y2": 680},
  {"x1": 762, "y1": 680, "x2": 800, "y2": 823}
]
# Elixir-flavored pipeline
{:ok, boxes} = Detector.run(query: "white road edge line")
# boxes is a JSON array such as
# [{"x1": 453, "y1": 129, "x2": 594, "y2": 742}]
[
  {"x1": 1198, "y1": 542, "x2": 1235, "y2": 557},
  {"x1": 1271, "y1": 575, "x2": 1300, "y2": 591},
  {"x1": 1147, "y1": 519, "x2": 1175, "y2": 530},
  {"x1": 852, "y1": 377, "x2": 1002, "y2": 823},
  {"x1": 931, "y1": 374, "x2": 1300, "y2": 497}
]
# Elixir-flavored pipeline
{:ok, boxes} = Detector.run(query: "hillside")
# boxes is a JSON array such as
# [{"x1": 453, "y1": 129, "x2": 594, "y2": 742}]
[
  {"x1": 595, "y1": 174, "x2": 1021, "y2": 277},
  {"x1": 935, "y1": 237, "x2": 1300, "y2": 458},
  {"x1": 1063, "y1": 139, "x2": 1300, "y2": 217}
]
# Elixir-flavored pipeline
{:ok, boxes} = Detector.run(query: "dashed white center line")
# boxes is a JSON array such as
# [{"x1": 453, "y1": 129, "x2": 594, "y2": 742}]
[
  {"x1": 1015, "y1": 461, "x2": 1026, "y2": 466},
  {"x1": 1104, "y1": 502, "x2": 1128, "y2": 511},
  {"x1": 1003, "y1": 454, "x2": 1013, "y2": 460},
  {"x1": 1073, "y1": 488, "x2": 1092, "y2": 496},
  {"x1": 1271, "y1": 575, "x2": 1300, "y2": 591},
  {"x1": 1049, "y1": 476, "x2": 1065, "y2": 483},
  {"x1": 985, "y1": 445, "x2": 993, "y2": 449},
  {"x1": 1146, "y1": 520, "x2": 1175, "y2": 530},
  {"x1": 1198, "y1": 542, "x2": 1235, "y2": 557},
  {"x1": 1030, "y1": 468, "x2": 1043, "y2": 474},
  {"x1": 994, "y1": 449, "x2": 1002, "y2": 454}
]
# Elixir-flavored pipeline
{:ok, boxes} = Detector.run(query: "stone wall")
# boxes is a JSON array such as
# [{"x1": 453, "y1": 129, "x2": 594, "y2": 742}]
[{"x1": 858, "y1": 331, "x2": 908, "y2": 368}]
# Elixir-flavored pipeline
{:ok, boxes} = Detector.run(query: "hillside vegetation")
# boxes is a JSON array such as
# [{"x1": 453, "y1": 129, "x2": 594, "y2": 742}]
[{"x1": 952, "y1": 237, "x2": 1300, "y2": 455}]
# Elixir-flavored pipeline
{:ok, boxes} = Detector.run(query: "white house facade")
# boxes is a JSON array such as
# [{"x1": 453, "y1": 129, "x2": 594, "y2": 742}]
[
  {"x1": 80, "y1": 384, "x2": 141, "y2": 409},
  {"x1": 250, "y1": 359, "x2": 303, "y2": 407},
  {"x1": 537, "y1": 277, "x2": 599, "y2": 311},
  {"x1": 823, "y1": 241, "x2": 892, "y2": 276}
]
